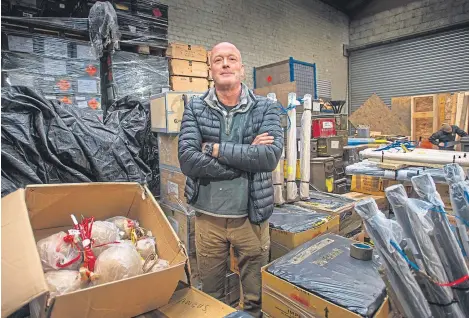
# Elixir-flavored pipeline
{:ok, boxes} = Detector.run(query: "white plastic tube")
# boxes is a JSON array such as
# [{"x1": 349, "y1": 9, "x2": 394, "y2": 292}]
[
  {"x1": 286, "y1": 92, "x2": 298, "y2": 202},
  {"x1": 268, "y1": 93, "x2": 285, "y2": 205},
  {"x1": 300, "y1": 94, "x2": 312, "y2": 199}
]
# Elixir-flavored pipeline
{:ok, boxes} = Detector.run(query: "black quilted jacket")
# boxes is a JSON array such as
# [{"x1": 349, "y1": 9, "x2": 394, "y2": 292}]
[{"x1": 178, "y1": 89, "x2": 284, "y2": 224}]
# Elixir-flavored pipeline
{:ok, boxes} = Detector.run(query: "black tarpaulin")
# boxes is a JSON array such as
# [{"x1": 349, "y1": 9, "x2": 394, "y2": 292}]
[
  {"x1": 269, "y1": 204, "x2": 330, "y2": 233},
  {"x1": 1, "y1": 86, "x2": 155, "y2": 197}
]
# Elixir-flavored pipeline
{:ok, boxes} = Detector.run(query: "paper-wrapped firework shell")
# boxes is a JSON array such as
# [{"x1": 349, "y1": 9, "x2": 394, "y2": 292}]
[
  {"x1": 136, "y1": 237, "x2": 156, "y2": 259},
  {"x1": 91, "y1": 221, "x2": 120, "y2": 257},
  {"x1": 106, "y1": 216, "x2": 138, "y2": 240},
  {"x1": 93, "y1": 244, "x2": 143, "y2": 285},
  {"x1": 37, "y1": 232, "x2": 81, "y2": 272},
  {"x1": 45, "y1": 270, "x2": 83, "y2": 298}
]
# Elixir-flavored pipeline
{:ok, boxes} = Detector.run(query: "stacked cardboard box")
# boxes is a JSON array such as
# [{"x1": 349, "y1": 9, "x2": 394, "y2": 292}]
[
  {"x1": 207, "y1": 50, "x2": 214, "y2": 88},
  {"x1": 2, "y1": 32, "x2": 102, "y2": 110},
  {"x1": 268, "y1": 204, "x2": 340, "y2": 260},
  {"x1": 167, "y1": 43, "x2": 209, "y2": 92}
]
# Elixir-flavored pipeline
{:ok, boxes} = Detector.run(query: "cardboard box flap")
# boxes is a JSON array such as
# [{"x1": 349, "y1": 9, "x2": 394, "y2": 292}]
[
  {"x1": 157, "y1": 286, "x2": 236, "y2": 317},
  {"x1": 1, "y1": 189, "x2": 48, "y2": 317},
  {"x1": 25, "y1": 183, "x2": 141, "y2": 230}
]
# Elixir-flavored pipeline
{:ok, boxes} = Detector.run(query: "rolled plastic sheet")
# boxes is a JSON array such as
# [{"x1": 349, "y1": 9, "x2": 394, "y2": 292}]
[
  {"x1": 345, "y1": 161, "x2": 447, "y2": 183},
  {"x1": 268, "y1": 93, "x2": 285, "y2": 205},
  {"x1": 354, "y1": 198, "x2": 433, "y2": 318},
  {"x1": 300, "y1": 94, "x2": 312, "y2": 200},
  {"x1": 267, "y1": 233, "x2": 386, "y2": 317},
  {"x1": 269, "y1": 204, "x2": 330, "y2": 233},
  {"x1": 445, "y1": 164, "x2": 469, "y2": 258},
  {"x1": 361, "y1": 148, "x2": 469, "y2": 167},
  {"x1": 412, "y1": 174, "x2": 469, "y2": 315},
  {"x1": 445, "y1": 164, "x2": 469, "y2": 225},
  {"x1": 286, "y1": 92, "x2": 298, "y2": 201},
  {"x1": 386, "y1": 185, "x2": 465, "y2": 317}
]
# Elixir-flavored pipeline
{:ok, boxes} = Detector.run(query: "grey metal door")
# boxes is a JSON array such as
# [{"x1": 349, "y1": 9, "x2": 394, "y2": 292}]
[{"x1": 349, "y1": 27, "x2": 469, "y2": 113}]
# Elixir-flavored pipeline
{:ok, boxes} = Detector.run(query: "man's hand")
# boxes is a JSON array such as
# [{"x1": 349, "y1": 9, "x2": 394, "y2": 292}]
[
  {"x1": 439, "y1": 142, "x2": 445, "y2": 147},
  {"x1": 252, "y1": 133, "x2": 274, "y2": 145}
]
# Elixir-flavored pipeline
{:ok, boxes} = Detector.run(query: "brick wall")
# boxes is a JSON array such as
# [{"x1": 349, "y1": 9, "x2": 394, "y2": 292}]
[
  {"x1": 350, "y1": 0, "x2": 469, "y2": 47},
  {"x1": 159, "y1": 0, "x2": 349, "y2": 100}
]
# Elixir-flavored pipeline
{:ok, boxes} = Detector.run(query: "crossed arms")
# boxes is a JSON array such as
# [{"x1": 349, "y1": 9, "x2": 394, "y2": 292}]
[{"x1": 178, "y1": 99, "x2": 283, "y2": 179}]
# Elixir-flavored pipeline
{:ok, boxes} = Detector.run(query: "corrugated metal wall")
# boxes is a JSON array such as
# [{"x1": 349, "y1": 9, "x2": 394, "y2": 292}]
[{"x1": 349, "y1": 27, "x2": 469, "y2": 112}]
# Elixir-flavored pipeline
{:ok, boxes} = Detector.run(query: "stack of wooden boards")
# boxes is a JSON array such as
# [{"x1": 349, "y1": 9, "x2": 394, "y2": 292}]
[
  {"x1": 350, "y1": 92, "x2": 469, "y2": 140},
  {"x1": 166, "y1": 43, "x2": 210, "y2": 92}
]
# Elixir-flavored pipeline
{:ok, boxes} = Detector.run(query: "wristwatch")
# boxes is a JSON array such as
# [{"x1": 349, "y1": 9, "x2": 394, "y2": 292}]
[{"x1": 203, "y1": 143, "x2": 214, "y2": 157}]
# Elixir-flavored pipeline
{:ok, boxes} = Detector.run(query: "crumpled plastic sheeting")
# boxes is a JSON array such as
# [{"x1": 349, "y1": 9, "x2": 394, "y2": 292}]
[
  {"x1": 88, "y1": 1, "x2": 120, "y2": 58},
  {"x1": 108, "y1": 51, "x2": 169, "y2": 103},
  {"x1": 269, "y1": 204, "x2": 330, "y2": 233},
  {"x1": 268, "y1": 233, "x2": 386, "y2": 317},
  {"x1": 1, "y1": 86, "x2": 152, "y2": 197},
  {"x1": 107, "y1": 95, "x2": 160, "y2": 195}
]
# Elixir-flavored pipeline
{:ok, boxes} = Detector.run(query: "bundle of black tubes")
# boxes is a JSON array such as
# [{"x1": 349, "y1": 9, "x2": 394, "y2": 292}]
[{"x1": 355, "y1": 165, "x2": 469, "y2": 318}]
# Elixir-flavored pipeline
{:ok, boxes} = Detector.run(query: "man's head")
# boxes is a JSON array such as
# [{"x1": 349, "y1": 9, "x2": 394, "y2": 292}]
[
  {"x1": 441, "y1": 123, "x2": 452, "y2": 133},
  {"x1": 210, "y1": 42, "x2": 244, "y2": 89}
]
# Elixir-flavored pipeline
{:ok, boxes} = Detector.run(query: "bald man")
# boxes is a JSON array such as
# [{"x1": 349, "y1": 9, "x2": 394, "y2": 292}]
[{"x1": 178, "y1": 42, "x2": 283, "y2": 316}]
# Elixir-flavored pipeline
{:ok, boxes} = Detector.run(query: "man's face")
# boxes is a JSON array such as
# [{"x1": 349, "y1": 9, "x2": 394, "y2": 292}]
[{"x1": 210, "y1": 43, "x2": 244, "y2": 89}]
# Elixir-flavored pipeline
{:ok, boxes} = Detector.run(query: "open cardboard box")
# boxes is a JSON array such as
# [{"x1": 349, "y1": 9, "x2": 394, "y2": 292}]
[{"x1": 1, "y1": 183, "x2": 188, "y2": 318}]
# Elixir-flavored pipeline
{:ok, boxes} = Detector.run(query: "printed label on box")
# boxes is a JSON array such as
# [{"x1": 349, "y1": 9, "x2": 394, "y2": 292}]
[
  {"x1": 313, "y1": 102, "x2": 320, "y2": 112},
  {"x1": 168, "y1": 181, "x2": 179, "y2": 197},
  {"x1": 44, "y1": 59, "x2": 67, "y2": 75},
  {"x1": 323, "y1": 122, "x2": 333, "y2": 129},
  {"x1": 77, "y1": 101, "x2": 88, "y2": 108},
  {"x1": 8, "y1": 35, "x2": 34, "y2": 53},
  {"x1": 75, "y1": 96, "x2": 86, "y2": 101},
  {"x1": 44, "y1": 38, "x2": 68, "y2": 58},
  {"x1": 331, "y1": 140, "x2": 339, "y2": 149},
  {"x1": 76, "y1": 45, "x2": 94, "y2": 59},
  {"x1": 44, "y1": 95, "x2": 57, "y2": 100},
  {"x1": 77, "y1": 79, "x2": 98, "y2": 94}
]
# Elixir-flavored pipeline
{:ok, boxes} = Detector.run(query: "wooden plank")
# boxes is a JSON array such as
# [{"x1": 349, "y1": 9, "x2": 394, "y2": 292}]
[
  {"x1": 411, "y1": 94, "x2": 438, "y2": 141},
  {"x1": 254, "y1": 81, "x2": 296, "y2": 108},
  {"x1": 369, "y1": 158, "x2": 445, "y2": 168},
  {"x1": 349, "y1": 94, "x2": 409, "y2": 136},
  {"x1": 414, "y1": 96, "x2": 434, "y2": 112},
  {"x1": 413, "y1": 111, "x2": 434, "y2": 119},
  {"x1": 465, "y1": 93, "x2": 469, "y2": 132},
  {"x1": 376, "y1": 162, "x2": 408, "y2": 170},
  {"x1": 451, "y1": 93, "x2": 458, "y2": 125},
  {"x1": 391, "y1": 96, "x2": 411, "y2": 136},
  {"x1": 438, "y1": 93, "x2": 451, "y2": 127},
  {"x1": 456, "y1": 92, "x2": 465, "y2": 129}
]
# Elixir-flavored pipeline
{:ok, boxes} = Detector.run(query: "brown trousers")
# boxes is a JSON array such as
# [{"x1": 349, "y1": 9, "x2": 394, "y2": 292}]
[{"x1": 195, "y1": 213, "x2": 270, "y2": 318}]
